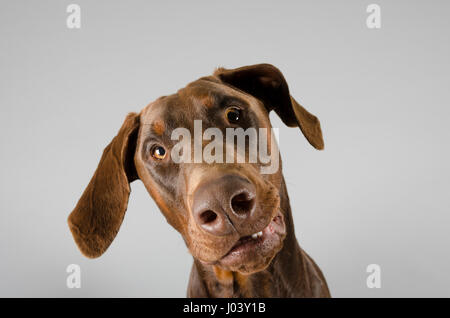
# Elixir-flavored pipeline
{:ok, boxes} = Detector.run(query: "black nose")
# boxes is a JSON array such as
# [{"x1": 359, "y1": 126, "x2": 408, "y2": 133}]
[{"x1": 192, "y1": 175, "x2": 256, "y2": 236}]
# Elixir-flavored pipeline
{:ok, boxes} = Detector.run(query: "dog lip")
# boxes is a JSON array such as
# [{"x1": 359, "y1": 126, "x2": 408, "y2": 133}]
[
  {"x1": 196, "y1": 211, "x2": 285, "y2": 267},
  {"x1": 220, "y1": 211, "x2": 285, "y2": 260}
]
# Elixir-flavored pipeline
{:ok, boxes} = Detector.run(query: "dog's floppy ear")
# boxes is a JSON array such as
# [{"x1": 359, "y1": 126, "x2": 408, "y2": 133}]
[
  {"x1": 68, "y1": 112, "x2": 140, "y2": 258},
  {"x1": 214, "y1": 63, "x2": 324, "y2": 150}
]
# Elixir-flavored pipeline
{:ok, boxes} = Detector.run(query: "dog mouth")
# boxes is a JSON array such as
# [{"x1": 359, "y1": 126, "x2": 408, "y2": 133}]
[{"x1": 218, "y1": 211, "x2": 286, "y2": 269}]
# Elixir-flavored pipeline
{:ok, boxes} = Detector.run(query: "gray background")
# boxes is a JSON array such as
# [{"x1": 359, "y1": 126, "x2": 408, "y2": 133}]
[{"x1": 1, "y1": 0, "x2": 449, "y2": 297}]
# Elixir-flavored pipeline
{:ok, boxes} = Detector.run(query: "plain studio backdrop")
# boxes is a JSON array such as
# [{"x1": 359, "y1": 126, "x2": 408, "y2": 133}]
[{"x1": 1, "y1": 0, "x2": 449, "y2": 297}]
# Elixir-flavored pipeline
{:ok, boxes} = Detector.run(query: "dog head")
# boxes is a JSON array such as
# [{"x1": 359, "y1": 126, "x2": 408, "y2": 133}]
[{"x1": 68, "y1": 64, "x2": 324, "y2": 274}]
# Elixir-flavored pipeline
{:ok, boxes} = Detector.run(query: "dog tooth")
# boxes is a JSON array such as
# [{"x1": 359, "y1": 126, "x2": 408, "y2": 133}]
[{"x1": 250, "y1": 231, "x2": 263, "y2": 239}]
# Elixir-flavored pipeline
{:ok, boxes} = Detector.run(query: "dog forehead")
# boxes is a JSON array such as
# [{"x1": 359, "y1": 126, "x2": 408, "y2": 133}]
[
  {"x1": 179, "y1": 77, "x2": 231, "y2": 100},
  {"x1": 139, "y1": 77, "x2": 247, "y2": 127}
]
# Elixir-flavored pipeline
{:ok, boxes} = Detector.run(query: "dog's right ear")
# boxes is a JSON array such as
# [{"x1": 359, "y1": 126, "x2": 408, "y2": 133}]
[{"x1": 68, "y1": 113, "x2": 140, "y2": 258}]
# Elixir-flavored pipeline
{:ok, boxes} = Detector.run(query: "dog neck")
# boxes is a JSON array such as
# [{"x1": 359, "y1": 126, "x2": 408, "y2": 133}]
[{"x1": 187, "y1": 177, "x2": 330, "y2": 297}]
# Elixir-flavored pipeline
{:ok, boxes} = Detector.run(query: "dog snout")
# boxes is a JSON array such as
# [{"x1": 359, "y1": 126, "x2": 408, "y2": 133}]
[{"x1": 192, "y1": 175, "x2": 256, "y2": 236}]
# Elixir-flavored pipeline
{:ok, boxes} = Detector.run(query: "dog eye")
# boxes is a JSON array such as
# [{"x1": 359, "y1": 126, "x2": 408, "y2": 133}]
[
  {"x1": 225, "y1": 107, "x2": 241, "y2": 124},
  {"x1": 151, "y1": 145, "x2": 167, "y2": 160}
]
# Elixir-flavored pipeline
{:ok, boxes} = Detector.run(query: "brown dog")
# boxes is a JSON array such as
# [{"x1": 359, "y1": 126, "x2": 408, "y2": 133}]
[{"x1": 68, "y1": 64, "x2": 330, "y2": 297}]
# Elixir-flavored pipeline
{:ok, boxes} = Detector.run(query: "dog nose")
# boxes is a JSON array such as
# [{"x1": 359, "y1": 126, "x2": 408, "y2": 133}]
[{"x1": 192, "y1": 175, "x2": 256, "y2": 236}]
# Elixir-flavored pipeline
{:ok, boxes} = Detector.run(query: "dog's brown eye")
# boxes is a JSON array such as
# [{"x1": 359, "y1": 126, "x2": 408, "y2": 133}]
[
  {"x1": 226, "y1": 107, "x2": 241, "y2": 123},
  {"x1": 151, "y1": 146, "x2": 166, "y2": 160}
]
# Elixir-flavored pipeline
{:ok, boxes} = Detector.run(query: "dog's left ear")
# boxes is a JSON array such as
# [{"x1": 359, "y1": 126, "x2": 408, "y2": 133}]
[{"x1": 214, "y1": 63, "x2": 324, "y2": 150}]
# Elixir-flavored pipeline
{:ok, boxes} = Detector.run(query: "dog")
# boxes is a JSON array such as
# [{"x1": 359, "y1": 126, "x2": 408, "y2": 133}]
[{"x1": 68, "y1": 63, "x2": 330, "y2": 297}]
